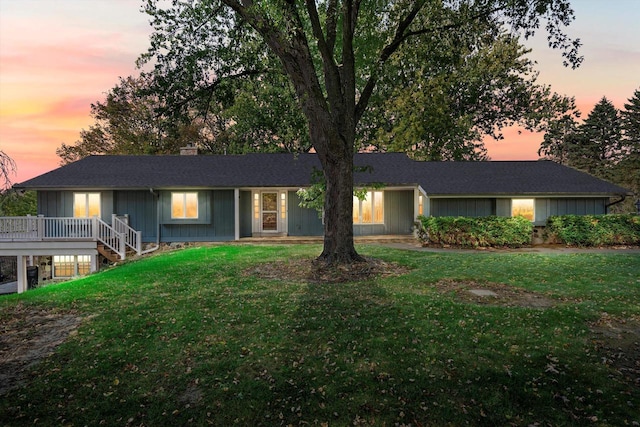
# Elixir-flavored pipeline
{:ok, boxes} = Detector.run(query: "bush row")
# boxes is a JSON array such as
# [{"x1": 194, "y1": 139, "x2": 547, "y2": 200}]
[
  {"x1": 416, "y1": 215, "x2": 533, "y2": 248},
  {"x1": 545, "y1": 214, "x2": 640, "y2": 246}
]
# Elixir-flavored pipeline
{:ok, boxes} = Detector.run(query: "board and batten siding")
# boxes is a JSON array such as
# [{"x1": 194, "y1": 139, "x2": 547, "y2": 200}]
[
  {"x1": 114, "y1": 191, "x2": 158, "y2": 242},
  {"x1": 158, "y1": 190, "x2": 235, "y2": 242},
  {"x1": 430, "y1": 198, "x2": 496, "y2": 218},
  {"x1": 381, "y1": 190, "x2": 414, "y2": 234},
  {"x1": 287, "y1": 191, "x2": 324, "y2": 236},
  {"x1": 287, "y1": 189, "x2": 415, "y2": 237},
  {"x1": 239, "y1": 191, "x2": 253, "y2": 238},
  {"x1": 429, "y1": 197, "x2": 608, "y2": 226},
  {"x1": 38, "y1": 191, "x2": 114, "y2": 221},
  {"x1": 353, "y1": 189, "x2": 415, "y2": 236},
  {"x1": 535, "y1": 198, "x2": 607, "y2": 223}
]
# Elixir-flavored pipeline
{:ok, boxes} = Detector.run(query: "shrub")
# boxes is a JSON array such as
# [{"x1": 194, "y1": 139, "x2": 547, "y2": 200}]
[
  {"x1": 416, "y1": 215, "x2": 533, "y2": 248},
  {"x1": 545, "y1": 214, "x2": 640, "y2": 246}
]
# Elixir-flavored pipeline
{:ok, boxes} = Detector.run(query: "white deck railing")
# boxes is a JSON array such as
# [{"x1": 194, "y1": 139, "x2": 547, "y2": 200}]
[
  {"x1": 0, "y1": 215, "x2": 142, "y2": 260},
  {"x1": 112, "y1": 214, "x2": 142, "y2": 255}
]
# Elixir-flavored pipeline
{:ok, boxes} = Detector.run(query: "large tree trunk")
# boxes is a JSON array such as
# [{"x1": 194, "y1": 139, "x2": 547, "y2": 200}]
[
  {"x1": 317, "y1": 146, "x2": 364, "y2": 264},
  {"x1": 231, "y1": 1, "x2": 364, "y2": 264},
  {"x1": 307, "y1": 114, "x2": 363, "y2": 264}
]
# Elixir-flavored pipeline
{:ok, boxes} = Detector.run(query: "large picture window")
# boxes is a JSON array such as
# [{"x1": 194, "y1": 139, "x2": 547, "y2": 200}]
[
  {"x1": 73, "y1": 193, "x2": 101, "y2": 218},
  {"x1": 353, "y1": 191, "x2": 384, "y2": 224},
  {"x1": 172, "y1": 192, "x2": 198, "y2": 219},
  {"x1": 512, "y1": 199, "x2": 534, "y2": 221}
]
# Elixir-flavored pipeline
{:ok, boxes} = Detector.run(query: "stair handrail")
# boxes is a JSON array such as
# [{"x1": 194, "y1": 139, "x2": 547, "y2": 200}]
[
  {"x1": 112, "y1": 214, "x2": 142, "y2": 255},
  {"x1": 96, "y1": 218, "x2": 126, "y2": 260}
]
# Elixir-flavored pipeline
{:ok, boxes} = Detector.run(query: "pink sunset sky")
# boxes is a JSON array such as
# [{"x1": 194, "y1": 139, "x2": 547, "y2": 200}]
[{"x1": 1, "y1": 0, "x2": 639, "y2": 185}]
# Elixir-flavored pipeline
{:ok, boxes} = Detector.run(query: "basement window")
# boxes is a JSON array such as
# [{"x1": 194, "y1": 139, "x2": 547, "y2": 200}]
[{"x1": 53, "y1": 255, "x2": 91, "y2": 278}]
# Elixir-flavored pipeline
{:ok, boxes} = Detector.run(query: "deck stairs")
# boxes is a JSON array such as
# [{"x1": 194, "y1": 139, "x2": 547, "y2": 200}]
[{"x1": 97, "y1": 244, "x2": 137, "y2": 263}]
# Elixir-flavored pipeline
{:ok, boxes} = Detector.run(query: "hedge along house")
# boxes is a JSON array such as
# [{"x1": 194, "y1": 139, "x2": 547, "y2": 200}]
[{"x1": 1, "y1": 152, "x2": 630, "y2": 292}]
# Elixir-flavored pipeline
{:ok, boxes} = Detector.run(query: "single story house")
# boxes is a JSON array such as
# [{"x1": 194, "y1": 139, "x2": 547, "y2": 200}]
[{"x1": 1, "y1": 152, "x2": 630, "y2": 292}]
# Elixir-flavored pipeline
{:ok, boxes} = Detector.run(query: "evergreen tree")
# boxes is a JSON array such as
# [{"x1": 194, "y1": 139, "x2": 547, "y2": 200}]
[
  {"x1": 537, "y1": 100, "x2": 581, "y2": 164},
  {"x1": 616, "y1": 89, "x2": 640, "y2": 212},
  {"x1": 621, "y1": 89, "x2": 640, "y2": 151},
  {"x1": 569, "y1": 97, "x2": 623, "y2": 179}
]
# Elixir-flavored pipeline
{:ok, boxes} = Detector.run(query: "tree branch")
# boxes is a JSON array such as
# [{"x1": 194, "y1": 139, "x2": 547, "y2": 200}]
[
  {"x1": 305, "y1": 0, "x2": 342, "y2": 107},
  {"x1": 355, "y1": 0, "x2": 426, "y2": 123},
  {"x1": 355, "y1": 2, "x2": 508, "y2": 123}
]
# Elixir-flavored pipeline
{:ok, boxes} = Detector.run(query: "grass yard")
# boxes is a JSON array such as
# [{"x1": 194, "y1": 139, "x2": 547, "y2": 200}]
[{"x1": 0, "y1": 244, "x2": 639, "y2": 426}]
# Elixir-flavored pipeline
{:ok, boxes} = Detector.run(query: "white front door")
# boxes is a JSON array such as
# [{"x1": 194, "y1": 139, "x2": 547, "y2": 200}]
[{"x1": 252, "y1": 191, "x2": 287, "y2": 235}]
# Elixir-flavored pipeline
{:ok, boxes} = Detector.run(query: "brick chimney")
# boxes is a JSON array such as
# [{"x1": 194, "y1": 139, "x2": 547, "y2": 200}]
[{"x1": 180, "y1": 143, "x2": 198, "y2": 156}]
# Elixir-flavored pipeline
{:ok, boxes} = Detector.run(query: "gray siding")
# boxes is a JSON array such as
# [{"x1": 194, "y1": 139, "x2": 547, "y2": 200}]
[
  {"x1": 159, "y1": 190, "x2": 235, "y2": 242},
  {"x1": 287, "y1": 190, "x2": 414, "y2": 237},
  {"x1": 38, "y1": 191, "x2": 69, "y2": 217},
  {"x1": 354, "y1": 224, "x2": 386, "y2": 236},
  {"x1": 38, "y1": 191, "x2": 113, "y2": 220},
  {"x1": 287, "y1": 191, "x2": 324, "y2": 236},
  {"x1": 430, "y1": 198, "x2": 496, "y2": 217},
  {"x1": 383, "y1": 190, "x2": 414, "y2": 234},
  {"x1": 115, "y1": 191, "x2": 158, "y2": 242},
  {"x1": 239, "y1": 191, "x2": 252, "y2": 238},
  {"x1": 159, "y1": 191, "x2": 211, "y2": 225},
  {"x1": 535, "y1": 198, "x2": 607, "y2": 225},
  {"x1": 496, "y1": 199, "x2": 511, "y2": 217}
]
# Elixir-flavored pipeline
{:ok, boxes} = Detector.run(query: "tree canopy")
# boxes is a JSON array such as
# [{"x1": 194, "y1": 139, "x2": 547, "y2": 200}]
[
  {"x1": 135, "y1": 0, "x2": 582, "y2": 263},
  {"x1": 51, "y1": 0, "x2": 587, "y2": 263}
]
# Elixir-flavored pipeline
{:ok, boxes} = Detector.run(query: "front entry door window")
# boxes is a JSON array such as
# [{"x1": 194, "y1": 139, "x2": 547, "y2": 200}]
[{"x1": 262, "y1": 192, "x2": 278, "y2": 231}]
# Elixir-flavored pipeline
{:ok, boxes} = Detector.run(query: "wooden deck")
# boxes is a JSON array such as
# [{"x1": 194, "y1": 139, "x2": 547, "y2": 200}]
[{"x1": 0, "y1": 215, "x2": 141, "y2": 260}]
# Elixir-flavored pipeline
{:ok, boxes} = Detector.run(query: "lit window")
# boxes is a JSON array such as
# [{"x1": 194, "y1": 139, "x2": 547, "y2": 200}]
[
  {"x1": 77, "y1": 255, "x2": 91, "y2": 275},
  {"x1": 254, "y1": 193, "x2": 260, "y2": 219},
  {"x1": 353, "y1": 191, "x2": 384, "y2": 224},
  {"x1": 172, "y1": 192, "x2": 198, "y2": 219},
  {"x1": 53, "y1": 255, "x2": 91, "y2": 278},
  {"x1": 280, "y1": 193, "x2": 286, "y2": 219},
  {"x1": 353, "y1": 195, "x2": 360, "y2": 223},
  {"x1": 74, "y1": 193, "x2": 101, "y2": 218},
  {"x1": 418, "y1": 195, "x2": 424, "y2": 215},
  {"x1": 512, "y1": 199, "x2": 534, "y2": 221}
]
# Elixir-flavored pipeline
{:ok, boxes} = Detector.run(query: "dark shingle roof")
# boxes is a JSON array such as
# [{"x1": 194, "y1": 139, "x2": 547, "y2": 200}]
[{"x1": 15, "y1": 153, "x2": 630, "y2": 196}]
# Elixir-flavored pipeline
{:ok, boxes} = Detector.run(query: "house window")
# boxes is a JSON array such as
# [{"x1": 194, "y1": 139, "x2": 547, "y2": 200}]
[
  {"x1": 73, "y1": 193, "x2": 101, "y2": 218},
  {"x1": 171, "y1": 192, "x2": 198, "y2": 219},
  {"x1": 253, "y1": 194, "x2": 260, "y2": 219},
  {"x1": 53, "y1": 255, "x2": 91, "y2": 278},
  {"x1": 353, "y1": 191, "x2": 384, "y2": 224},
  {"x1": 418, "y1": 195, "x2": 424, "y2": 216},
  {"x1": 512, "y1": 199, "x2": 534, "y2": 221},
  {"x1": 280, "y1": 193, "x2": 286, "y2": 220}
]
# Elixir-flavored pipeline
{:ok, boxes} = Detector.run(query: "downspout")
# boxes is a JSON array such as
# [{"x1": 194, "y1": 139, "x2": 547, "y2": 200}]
[
  {"x1": 140, "y1": 188, "x2": 161, "y2": 255},
  {"x1": 605, "y1": 194, "x2": 626, "y2": 213}
]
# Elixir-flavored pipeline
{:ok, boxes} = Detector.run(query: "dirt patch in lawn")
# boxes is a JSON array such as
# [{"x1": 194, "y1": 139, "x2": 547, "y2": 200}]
[
  {"x1": 432, "y1": 279, "x2": 557, "y2": 308},
  {"x1": 245, "y1": 256, "x2": 411, "y2": 284},
  {"x1": 0, "y1": 303, "x2": 82, "y2": 396},
  {"x1": 590, "y1": 313, "x2": 640, "y2": 388}
]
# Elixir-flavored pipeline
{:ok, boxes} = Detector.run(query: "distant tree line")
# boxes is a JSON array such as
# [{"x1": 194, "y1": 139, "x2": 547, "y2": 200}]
[
  {"x1": 57, "y1": 33, "x2": 576, "y2": 165},
  {"x1": 538, "y1": 89, "x2": 640, "y2": 212}
]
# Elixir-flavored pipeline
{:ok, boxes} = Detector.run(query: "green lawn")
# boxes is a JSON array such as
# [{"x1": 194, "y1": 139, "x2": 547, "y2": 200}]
[{"x1": 1, "y1": 245, "x2": 639, "y2": 426}]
